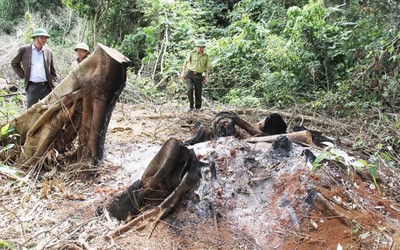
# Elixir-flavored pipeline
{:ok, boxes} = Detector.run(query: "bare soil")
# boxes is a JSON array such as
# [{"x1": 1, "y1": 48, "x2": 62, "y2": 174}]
[{"x1": 1, "y1": 102, "x2": 399, "y2": 250}]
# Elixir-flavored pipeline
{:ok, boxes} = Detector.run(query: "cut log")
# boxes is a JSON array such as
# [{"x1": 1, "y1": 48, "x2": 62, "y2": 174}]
[
  {"x1": 293, "y1": 125, "x2": 338, "y2": 147},
  {"x1": 255, "y1": 113, "x2": 287, "y2": 135},
  {"x1": 245, "y1": 130, "x2": 313, "y2": 145},
  {"x1": 2, "y1": 43, "x2": 131, "y2": 167},
  {"x1": 211, "y1": 111, "x2": 261, "y2": 137}
]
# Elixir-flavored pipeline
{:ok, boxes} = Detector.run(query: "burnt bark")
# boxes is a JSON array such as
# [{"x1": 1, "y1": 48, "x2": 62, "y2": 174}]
[
  {"x1": 107, "y1": 138, "x2": 201, "y2": 223},
  {"x1": 110, "y1": 149, "x2": 201, "y2": 238},
  {"x1": 184, "y1": 121, "x2": 213, "y2": 145},
  {"x1": 211, "y1": 111, "x2": 287, "y2": 138}
]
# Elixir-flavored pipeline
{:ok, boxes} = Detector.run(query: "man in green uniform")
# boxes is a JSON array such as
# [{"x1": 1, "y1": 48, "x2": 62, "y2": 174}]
[{"x1": 181, "y1": 39, "x2": 211, "y2": 111}]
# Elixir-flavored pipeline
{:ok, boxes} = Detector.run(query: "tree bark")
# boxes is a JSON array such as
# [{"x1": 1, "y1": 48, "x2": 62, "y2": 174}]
[
  {"x1": 245, "y1": 131, "x2": 313, "y2": 145},
  {"x1": 107, "y1": 138, "x2": 201, "y2": 235},
  {"x1": 4, "y1": 43, "x2": 130, "y2": 167},
  {"x1": 211, "y1": 111, "x2": 287, "y2": 138}
]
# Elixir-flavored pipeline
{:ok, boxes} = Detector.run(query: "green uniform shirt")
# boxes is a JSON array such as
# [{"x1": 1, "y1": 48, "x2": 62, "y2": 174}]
[{"x1": 185, "y1": 50, "x2": 211, "y2": 73}]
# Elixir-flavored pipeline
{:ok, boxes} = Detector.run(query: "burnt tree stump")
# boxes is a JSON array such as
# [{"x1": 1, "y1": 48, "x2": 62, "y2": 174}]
[{"x1": 107, "y1": 138, "x2": 201, "y2": 236}]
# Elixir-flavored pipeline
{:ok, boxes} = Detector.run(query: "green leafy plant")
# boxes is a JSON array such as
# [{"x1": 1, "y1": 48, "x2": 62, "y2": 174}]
[
  {"x1": 0, "y1": 240, "x2": 14, "y2": 250},
  {"x1": 0, "y1": 123, "x2": 19, "y2": 179},
  {"x1": 312, "y1": 144, "x2": 381, "y2": 195}
]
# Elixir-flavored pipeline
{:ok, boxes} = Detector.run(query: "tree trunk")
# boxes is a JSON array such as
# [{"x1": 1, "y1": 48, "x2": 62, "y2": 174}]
[{"x1": 5, "y1": 43, "x2": 130, "y2": 167}]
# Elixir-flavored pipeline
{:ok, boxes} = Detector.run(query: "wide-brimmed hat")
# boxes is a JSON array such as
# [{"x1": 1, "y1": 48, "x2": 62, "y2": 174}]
[
  {"x1": 195, "y1": 39, "x2": 206, "y2": 47},
  {"x1": 31, "y1": 28, "x2": 50, "y2": 38},
  {"x1": 74, "y1": 42, "x2": 90, "y2": 53}
]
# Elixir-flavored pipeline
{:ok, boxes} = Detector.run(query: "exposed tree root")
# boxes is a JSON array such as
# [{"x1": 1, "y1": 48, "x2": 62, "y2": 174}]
[{"x1": 306, "y1": 189, "x2": 352, "y2": 227}]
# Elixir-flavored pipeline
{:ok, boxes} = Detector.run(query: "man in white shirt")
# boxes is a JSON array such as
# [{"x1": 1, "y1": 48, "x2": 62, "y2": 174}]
[{"x1": 11, "y1": 28, "x2": 57, "y2": 108}]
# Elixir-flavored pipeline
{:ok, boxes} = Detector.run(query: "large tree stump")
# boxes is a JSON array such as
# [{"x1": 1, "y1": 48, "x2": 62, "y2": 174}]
[{"x1": 2, "y1": 43, "x2": 131, "y2": 167}]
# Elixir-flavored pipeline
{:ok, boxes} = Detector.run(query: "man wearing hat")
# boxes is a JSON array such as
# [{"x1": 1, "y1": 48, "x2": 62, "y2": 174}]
[
  {"x1": 11, "y1": 28, "x2": 57, "y2": 108},
  {"x1": 71, "y1": 42, "x2": 91, "y2": 70},
  {"x1": 181, "y1": 39, "x2": 211, "y2": 111}
]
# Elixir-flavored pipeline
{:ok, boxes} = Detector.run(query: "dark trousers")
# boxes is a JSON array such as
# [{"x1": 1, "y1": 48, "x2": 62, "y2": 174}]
[
  {"x1": 26, "y1": 81, "x2": 51, "y2": 108},
  {"x1": 186, "y1": 70, "x2": 204, "y2": 109}
]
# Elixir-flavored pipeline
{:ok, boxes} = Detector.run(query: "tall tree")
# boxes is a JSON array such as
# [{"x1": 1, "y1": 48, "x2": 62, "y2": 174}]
[{"x1": 63, "y1": 0, "x2": 143, "y2": 46}]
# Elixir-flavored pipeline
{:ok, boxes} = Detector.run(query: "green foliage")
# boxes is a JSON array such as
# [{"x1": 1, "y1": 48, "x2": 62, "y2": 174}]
[
  {"x1": 208, "y1": 10, "x2": 301, "y2": 108},
  {"x1": 0, "y1": 123, "x2": 14, "y2": 138},
  {"x1": 311, "y1": 151, "x2": 329, "y2": 171},
  {"x1": 223, "y1": 89, "x2": 261, "y2": 108},
  {"x1": 367, "y1": 164, "x2": 381, "y2": 195},
  {"x1": 0, "y1": 240, "x2": 14, "y2": 250},
  {"x1": 63, "y1": 0, "x2": 144, "y2": 46},
  {"x1": 284, "y1": 1, "x2": 352, "y2": 91},
  {"x1": 0, "y1": 0, "x2": 25, "y2": 33},
  {"x1": 0, "y1": 93, "x2": 23, "y2": 123},
  {"x1": 0, "y1": 123, "x2": 19, "y2": 180},
  {"x1": 312, "y1": 144, "x2": 381, "y2": 194},
  {"x1": 229, "y1": 0, "x2": 287, "y2": 28},
  {"x1": 0, "y1": 123, "x2": 17, "y2": 153},
  {"x1": 311, "y1": 145, "x2": 367, "y2": 171},
  {"x1": 0, "y1": 0, "x2": 63, "y2": 33},
  {"x1": 118, "y1": 0, "x2": 207, "y2": 77},
  {"x1": 2, "y1": 0, "x2": 400, "y2": 114},
  {"x1": 119, "y1": 74, "x2": 164, "y2": 104}
]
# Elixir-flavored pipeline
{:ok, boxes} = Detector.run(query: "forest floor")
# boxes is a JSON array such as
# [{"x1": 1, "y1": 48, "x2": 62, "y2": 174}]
[{"x1": 1, "y1": 102, "x2": 400, "y2": 250}]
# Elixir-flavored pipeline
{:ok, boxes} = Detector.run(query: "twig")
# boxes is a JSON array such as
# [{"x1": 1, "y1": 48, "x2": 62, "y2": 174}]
[
  {"x1": 0, "y1": 201, "x2": 27, "y2": 241},
  {"x1": 0, "y1": 92, "x2": 23, "y2": 98},
  {"x1": 44, "y1": 216, "x2": 100, "y2": 249},
  {"x1": 78, "y1": 233, "x2": 95, "y2": 250},
  {"x1": 210, "y1": 203, "x2": 219, "y2": 233},
  {"x1": 111, "y1": 207, "x2": 164, "y2": 238}
]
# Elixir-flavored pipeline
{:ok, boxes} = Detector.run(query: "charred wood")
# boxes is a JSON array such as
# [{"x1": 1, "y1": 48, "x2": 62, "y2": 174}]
[
  {"x1": 107, "y1": 138, "x2": 201, "y2": 236},
  {"x1": 184, "y1": 121, "x2": 213, "y2": 145},
  {"x1": 305, "y1": 189, "x2": 352, "y2": 227},
  {"x1": 211, "y1": 111, "x2": 287, "y2": 138}
]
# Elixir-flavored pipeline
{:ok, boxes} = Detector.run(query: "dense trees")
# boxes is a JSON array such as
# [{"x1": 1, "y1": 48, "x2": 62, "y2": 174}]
[
  {"x1": 1, "y1": 0, "x2": 399, "y2": 196},
  {"x1": 1, "y1": 0, "x2": 400, "y2": 112}
]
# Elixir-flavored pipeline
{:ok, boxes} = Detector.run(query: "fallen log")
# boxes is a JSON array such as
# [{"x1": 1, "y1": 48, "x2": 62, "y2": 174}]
[
  {"x1": 2, "y1": 43, "x2": 131, "y2": 167},
  {"x1": 245, "y1": 130, "x2": 313, "y2": 145}
]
